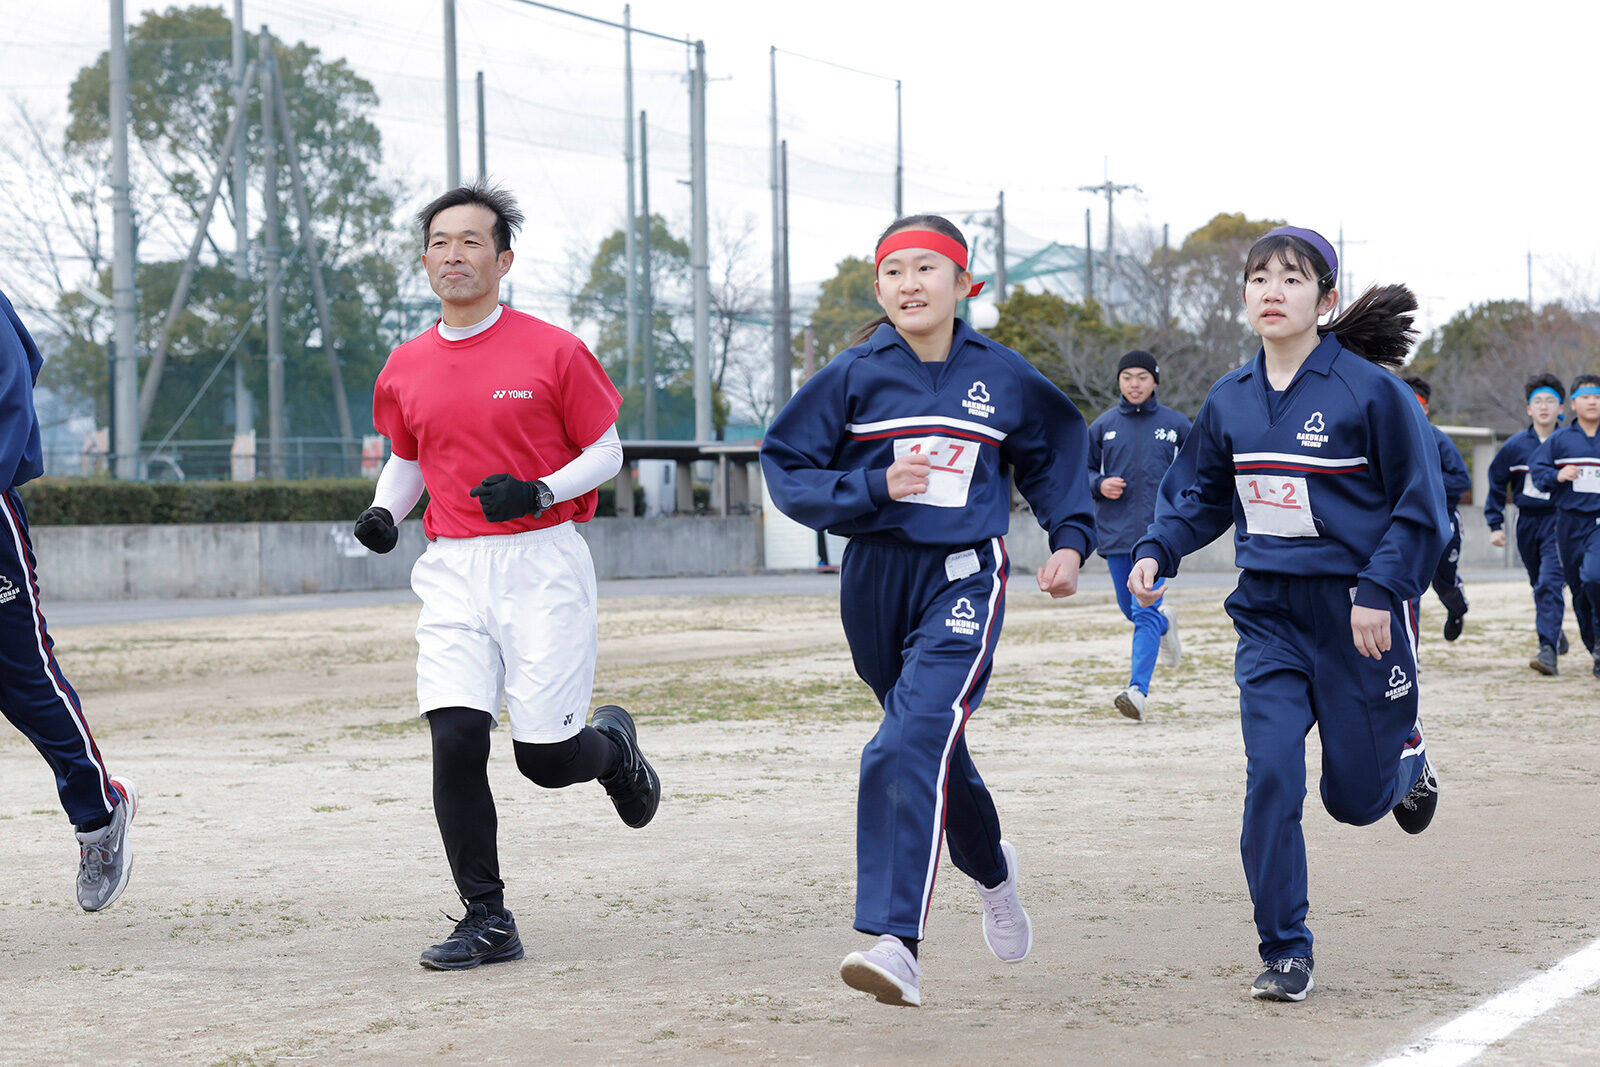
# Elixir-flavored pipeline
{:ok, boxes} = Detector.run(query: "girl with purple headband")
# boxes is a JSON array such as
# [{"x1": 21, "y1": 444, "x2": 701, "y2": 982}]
[{"x1": 1128, "y1": 226, "x2": 1449, "y2": 1001}]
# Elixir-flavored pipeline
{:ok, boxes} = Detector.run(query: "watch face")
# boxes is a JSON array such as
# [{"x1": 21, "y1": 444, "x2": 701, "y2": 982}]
[{"x1": 538, "y1": 487, "x2": 555, "y2": 509}]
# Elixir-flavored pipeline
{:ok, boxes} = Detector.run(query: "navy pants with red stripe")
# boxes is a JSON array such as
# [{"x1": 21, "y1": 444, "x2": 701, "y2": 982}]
[
  {"x1": 0, "y1": 489, "x2": 116, "y2": 828},
  {"x1": 840, "y1": 536, "x2": 1009, "y2": 942},
  {"x1": 1226, "y1": 573, "x2": 1428, "y2": 964}
]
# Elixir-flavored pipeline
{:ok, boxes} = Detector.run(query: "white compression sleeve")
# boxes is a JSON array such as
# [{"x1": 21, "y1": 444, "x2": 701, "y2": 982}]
[
  {"x1": 371, "y1": 454, "x2": 426, "y2": 521},
  {"x1": 542, "y1": 425, "x2": 624, "y2": 503}
]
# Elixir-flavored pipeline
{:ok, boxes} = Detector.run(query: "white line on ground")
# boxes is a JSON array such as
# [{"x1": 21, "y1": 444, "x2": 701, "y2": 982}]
[{"x1": 1373, "y1": 936, "x2": 1600, "y2": 1066}]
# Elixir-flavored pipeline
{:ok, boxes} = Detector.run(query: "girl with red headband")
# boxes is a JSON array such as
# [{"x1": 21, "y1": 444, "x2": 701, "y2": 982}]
[
  {"x1": 1128, "y1": 226, "x2": 1448, "y2": 1001},
  {"x1": 761, "y1": 214, "x2": 1096, "y2": 1007}
]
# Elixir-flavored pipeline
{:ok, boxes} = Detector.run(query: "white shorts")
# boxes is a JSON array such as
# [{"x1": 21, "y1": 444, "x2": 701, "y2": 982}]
[{"x1": 410, "y1": 522, "x2": 598, "y2": 743}]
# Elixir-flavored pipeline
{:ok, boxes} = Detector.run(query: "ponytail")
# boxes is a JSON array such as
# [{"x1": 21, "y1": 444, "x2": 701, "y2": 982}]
[
  {"x1": 851, "y1": 314, "x2": 893, "y2": 346},
  {"x1": 1321, "y1": 284, "x2": 1418, "y2": 367}
]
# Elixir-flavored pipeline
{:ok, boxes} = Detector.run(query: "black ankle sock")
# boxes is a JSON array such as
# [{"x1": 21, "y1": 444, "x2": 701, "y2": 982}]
[
  {"x1": 76, "y1": 812, "x2": 113, "y2": 834},
  {"x1": 895, "y1": 935, "x2": 919, "y2": 960}
]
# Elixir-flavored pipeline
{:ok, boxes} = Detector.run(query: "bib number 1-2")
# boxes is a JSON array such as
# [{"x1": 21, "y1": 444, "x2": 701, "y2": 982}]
[
  {"x1": 894, "y1": 435, "x2": 978, "y2": 508},
  {"x1": 1234, "y1": 474, "x2": 1318, "y2": 538}
]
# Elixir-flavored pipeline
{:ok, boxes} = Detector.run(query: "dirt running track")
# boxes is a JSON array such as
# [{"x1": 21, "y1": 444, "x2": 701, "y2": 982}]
[{"x1": 2, "y1": 576, "x2": 1599, "y2": 1065}]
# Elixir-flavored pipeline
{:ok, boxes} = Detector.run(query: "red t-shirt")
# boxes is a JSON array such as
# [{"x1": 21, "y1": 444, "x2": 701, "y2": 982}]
[{"x1": 372, "y1": 308, "x2": 623, "y2": 539}]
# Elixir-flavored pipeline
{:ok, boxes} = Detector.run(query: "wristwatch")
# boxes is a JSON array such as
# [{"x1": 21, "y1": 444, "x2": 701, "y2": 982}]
[{"x1": 533, "y1": 480, "x2": 555, "y2": 512}]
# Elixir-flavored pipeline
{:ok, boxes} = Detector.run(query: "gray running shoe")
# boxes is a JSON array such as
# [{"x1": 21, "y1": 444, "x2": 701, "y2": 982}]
[
  {"x1": 77, "y1": 776, "x2": 137, "y2": 912},
  {"x1": 1251, "y1": 957, "x2": 1314, "y2": 1001}
]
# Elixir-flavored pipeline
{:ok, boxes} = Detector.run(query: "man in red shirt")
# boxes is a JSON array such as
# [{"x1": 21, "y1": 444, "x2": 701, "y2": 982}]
[{"x1": 354, "y1": 182, "x2": 659, "y2": 970}]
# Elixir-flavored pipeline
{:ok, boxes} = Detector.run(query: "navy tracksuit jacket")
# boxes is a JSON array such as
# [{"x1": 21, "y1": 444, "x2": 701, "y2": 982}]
[
  {"x1": 1134, "y1": 333, "x2": 1448, "y2": 964},
  {"x1": 0, "y1": 288, "x2": 118, "y2": 828},
  {"x1": 1530, "y1": 423, "x2": 1600, "y2": 655},
  {"x1": 1486, "y1": 427, "x2": 1564, "y2": 649},
  {"x1": 1428, "y1": 424, "x2": 1471, "y2": 617},
  {"x1": 761, "y1": 319, "x2": 1094, "y2": 940}
]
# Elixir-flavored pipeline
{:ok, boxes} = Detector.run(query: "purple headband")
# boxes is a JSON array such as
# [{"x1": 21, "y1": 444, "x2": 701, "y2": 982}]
[{"x1": 1263, "y1": 225, "x2": 1338, "y2": 286}]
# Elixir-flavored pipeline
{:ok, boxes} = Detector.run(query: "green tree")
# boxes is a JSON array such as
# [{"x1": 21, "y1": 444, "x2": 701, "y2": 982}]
[
  {"x1": 1411, "y1": 300, "x2": 1600, "y2": 431},
  {"x1": 569, "y1": 215, "x2": 730, "y2": 438},
  {"x1": 990, "y1": 290, "x2": 1148, "y2": 416},
  {"x1": 799, "y1": 256, "x2": 878, "y2": 372},
  {"x1": 42, "y1": 4, "x2": 408, "y2": 448}
]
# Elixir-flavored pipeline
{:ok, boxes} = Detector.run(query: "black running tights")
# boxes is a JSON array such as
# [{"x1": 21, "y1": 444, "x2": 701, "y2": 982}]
[{"x1": 427, "y1": 707, "x2": 620, "y2": 913}]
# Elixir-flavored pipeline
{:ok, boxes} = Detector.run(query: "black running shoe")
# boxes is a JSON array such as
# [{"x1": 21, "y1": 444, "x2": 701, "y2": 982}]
[
  {"x1": 1251, "y1": 957, "x2": 1313, "y2": 1001},
  {"x1": 1530, "y1": 643, "x2": 1558, "y2": 676},
  {"x1": 1443, "y1": 608, "x2": 1466, "y2": 642},
  {"x1": 419, "y1": 902, "x2": 524, "y2": 970},
  {"x1": 1592, "y1": 654, "x2": 1600, "y2": 682},
  {"x1": 592, "y1": 705, "x2": 660, "y2": 828},
  {"x1": 1559, "y1": 632, "x2": 1570, "y2": 656},
  {"x1": 1393, "y1": 757, "x2": 1439, "y2": 834}
]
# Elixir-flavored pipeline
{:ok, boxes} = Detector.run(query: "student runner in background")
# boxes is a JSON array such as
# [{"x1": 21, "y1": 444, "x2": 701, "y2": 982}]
[
  {"x1": 762, "y1": 214, "x2": 1095, "y2": 1008},
  {"x1": 356, "y1": 182, "x2": 659, "y2": 970},
  {"x1": 1402, "y1": 376, "x2": 1472, "y2": 641},
  {"x1": 1529, "y1": 374, "x2": 1600, "y2": 680},
  {"x1": 1129, "y1": 225, "x2": 1447, "y2": 1002},
  {"x1": 0, "y1": 286, "x2": 137, "y2": 913},
  {"x1": 1485, "y1": 374, "x2": 1568, "y2": 673},
  {"x1": 1087, "y1": 350, "x2": 1191, "y2": 720}
]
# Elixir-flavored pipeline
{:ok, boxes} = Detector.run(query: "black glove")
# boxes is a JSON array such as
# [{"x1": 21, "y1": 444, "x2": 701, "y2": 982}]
[
  {"x1": 353, "y1": 506, "x2": 398, "y2": 553},
  {"x1": 470, "y1": 474, "x2": 551, "y2": 523}
]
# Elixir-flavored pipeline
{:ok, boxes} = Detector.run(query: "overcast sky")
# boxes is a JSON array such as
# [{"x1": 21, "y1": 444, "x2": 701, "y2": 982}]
[{"x1": 4, "y1": 0, "x2": 1597, "y2": 338}]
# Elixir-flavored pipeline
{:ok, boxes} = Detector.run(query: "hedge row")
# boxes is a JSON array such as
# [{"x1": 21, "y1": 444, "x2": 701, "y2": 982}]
[{"x1": 15, "y1": 479, "x2": 683, "y2": 525}]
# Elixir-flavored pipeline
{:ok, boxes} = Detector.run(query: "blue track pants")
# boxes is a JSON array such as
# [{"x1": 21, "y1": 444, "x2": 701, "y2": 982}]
[
  {"x1": 1515, "y1": 510, "x2": 1565, "y2": 650},
  {"x1": 1555, "y1": 512, "x2": 1600, "y2": 656},
  {"x1": 0, "y1": 489, "x2": 117, "y2": 827},
  {"x1": 840, "y1": 536, "x2": 1010, "y2": 941},
  {"x1": 1430, "y1": 508, "x2": 1468, "y2": 617},
  {"x1": 1225, "y1": 572, "x2": 1428, "y2": 963},
  {"x1": 1105, "y1": 553, "x2": 1168, "y2": 695}
]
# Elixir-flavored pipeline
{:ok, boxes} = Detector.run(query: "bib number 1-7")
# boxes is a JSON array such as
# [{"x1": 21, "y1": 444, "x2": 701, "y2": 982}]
[
  {"x1": 893, "y1": 435, "x2": 979, "y2": 508},
  {"x1": 1234, "y1": 474, "x2": 1318, "y2": 538}
]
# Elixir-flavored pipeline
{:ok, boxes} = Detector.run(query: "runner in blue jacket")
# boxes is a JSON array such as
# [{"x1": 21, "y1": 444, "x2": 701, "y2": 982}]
[
  {"x1": 761, "y1": 213, "x2": 1095, "y2": 1008},
  {"x1": 1403, "y1": 376, "x2": 1472, "y2": 640},
  {"x1": 1087, "y1": 350, "x2": 1191, "y2": 719},
  {"x1": 1529, "y1": 374, "x2": 1600, "y2": 678},
  {"x1": 0, "y1": 286, "x2": 138, "y2": 912},
  {"x1": 1128, "y1": 226, "x2": 1447, "y2": 1003},
  {"x1": 1485, "y1": 374, "x2": 1567, "y2": 673}
]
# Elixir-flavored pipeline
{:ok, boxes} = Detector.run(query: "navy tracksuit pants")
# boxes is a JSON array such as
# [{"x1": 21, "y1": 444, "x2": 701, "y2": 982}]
[
  {"x1": 1430, "y1": 508, "x2": 1468, "y2": 617},
  {"x1": 0, "y1": 489, "x2": 117, "y2": 828},
  {"x1": 1515, "y1": 510, "x2": 1566, "y2": 651},
  {"x1": 840, "y1": 536, "x2": 1009, "y2": 942},
  {"x1": 1225, "y1": 572, "x2": 1428, "y2": 964},
  {"x1": 1555, "y1": 512, "x2": 1600, "y2": 655}
]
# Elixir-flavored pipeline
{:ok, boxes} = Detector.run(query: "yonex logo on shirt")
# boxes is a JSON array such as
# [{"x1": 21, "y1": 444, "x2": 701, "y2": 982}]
[
  {"x1": 491, "y1": 389, "x2": 535, "y2": 400},
  {"x1": 1297, "y1": 411, "x2": 1329, "y2": 449},
  {"x1": 946, "y1": 597, "x2": 980, "y2": 636},
  {"x1": 962, "y1": 381, "x2": 996, "y2": 419},
  {"x1": 1385, "y1": 665, "x2": 1413, "y2": 701}
]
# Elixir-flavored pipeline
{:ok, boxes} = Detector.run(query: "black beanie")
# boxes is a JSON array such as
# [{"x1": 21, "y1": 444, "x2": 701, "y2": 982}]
[{"x1": 1117, "y1": 350, "x2": 1159, "y2": 384}]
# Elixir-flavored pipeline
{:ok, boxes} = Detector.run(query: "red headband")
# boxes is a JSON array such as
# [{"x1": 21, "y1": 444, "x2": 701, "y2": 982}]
[{"x1": 874, "y1": 230, "x2": 985, "y2": 298}]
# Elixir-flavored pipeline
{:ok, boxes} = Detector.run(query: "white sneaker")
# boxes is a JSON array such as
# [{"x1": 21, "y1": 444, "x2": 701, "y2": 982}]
[
  {"x1": 1157, "y1": 604, "x2": 1182, "y2": 668},
  {"x1": 840, "y1": 935, "x2": 922, "y2": 1007},
  {"x1": 1115, "y1": 686, "x2": 1146, "y2": 721},
  {"x1": 975, "y1": 839, "x2": 1032, "y2": 963}
]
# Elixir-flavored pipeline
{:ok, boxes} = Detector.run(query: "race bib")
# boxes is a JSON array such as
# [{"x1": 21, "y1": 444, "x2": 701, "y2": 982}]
[
  {"x1": 1572, "y1": 465, "x2": 1600, "y2": 494},
  {"x1": 894, "y1": 435, "x2": 979, "y2": 508},
  {"x1": 1235, "y1": 474, "x2": 1318, "y2": 538},
  {"x1": 1522, "y1": 477, "x2": 1551, "y2": 501}
]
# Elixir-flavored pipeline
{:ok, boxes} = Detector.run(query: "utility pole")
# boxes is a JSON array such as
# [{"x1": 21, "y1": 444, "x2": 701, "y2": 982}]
[
  {"x1": 443, "y1": 0, "x2": 459, "y2": 188},
  {"x1": 109, "y1": 0, "x2": 140, "y2": 480},
  {"x1": 476, "y1": 71, "x2": 487, "y2": 182},
  {"x1": 894, "y1": 80, "x2": 903, "y2": 217},
  {"x1": 231, "y1": 1, "x2": 252, "y2": 449},
  {"x1": 689, "y1": 40, "x2": 711, "y2": 443},
  {"x1": 1161, "y1": 222, "x2": 1171, "y2": 324},
  {"x1": 1078, "y1": 175, "x2": 1140, "y2": 317},
  {"x1": 1084, "y1": 208, "x2": 1094, "y2": 303},
  {"x1": 260, "y1": 29, "x2": 286, "y2": 480},
  {"x1": 1528, "y1": 251, "x2": 1534, "y2": 309},
  {"x1": 994, "y1": 191, "x2": 1007, "y2": 301},
  {"x1": 622, "y1": 5, "x2": 638, "y2": 394},
  {"x1": 778, "y1": 139, "x2": 792, "y2": 408},
  {"x1": 769, "y1": 47, "x2": 787, "y2": 415},
  {"x1": 639, "y1": 111, "x2": 656, "y2": 440}
]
